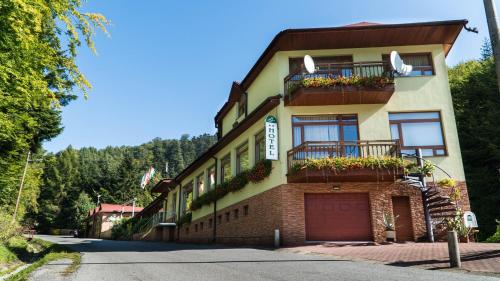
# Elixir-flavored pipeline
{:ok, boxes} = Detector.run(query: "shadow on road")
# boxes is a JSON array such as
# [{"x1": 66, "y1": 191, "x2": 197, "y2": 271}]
[{"x1": 44, "y1": 259, "x2": 349, "y2": 266}]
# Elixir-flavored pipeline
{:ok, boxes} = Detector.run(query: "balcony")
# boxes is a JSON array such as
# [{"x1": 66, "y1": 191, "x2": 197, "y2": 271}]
[
  {"x1": 287, "y1": 140, "x2": 403, "y2": 183},
  {"x1": 284, "y1": 61, "x2": 395, "y2": 106},
  {"x1": 150, "y1": 211, "x2": 177, "y2": 228}
]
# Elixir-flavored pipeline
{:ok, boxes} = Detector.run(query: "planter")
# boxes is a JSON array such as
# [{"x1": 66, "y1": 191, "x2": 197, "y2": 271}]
[
  {"x1": 459, "y1": 235, "x2": 470, "y2": 243},
  {"x1": 385, "y1": 230, "x2": 396, "y2": 242}
]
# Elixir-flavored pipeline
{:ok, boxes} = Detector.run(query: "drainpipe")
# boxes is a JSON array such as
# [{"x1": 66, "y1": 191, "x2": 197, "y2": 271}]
[
  {"x1": 212, "y1": 156, "x2": 218, "y2": 243},
  {"x1": 417, "y1": 148, "x2": 435, "y2": 243},
  {"x1": 176, "y1": 183, "x2": 182, "y2": 241}
]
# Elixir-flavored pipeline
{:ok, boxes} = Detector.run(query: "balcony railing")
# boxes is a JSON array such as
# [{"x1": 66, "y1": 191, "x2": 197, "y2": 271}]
[
  {"x1": 151, "y1": 210, "x2": 176, "y2": 227},
  {"x1": 283, "y1": 61, "x2": 394, "y2": 105},
  {"x1": 287, "y1": 140, "x2": 400, "y2": 171}
]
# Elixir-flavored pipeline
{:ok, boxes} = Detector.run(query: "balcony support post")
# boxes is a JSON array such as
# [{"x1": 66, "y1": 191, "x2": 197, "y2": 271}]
[{"x1": 417, "y1": 148, "x2": 435, "y2": 243}]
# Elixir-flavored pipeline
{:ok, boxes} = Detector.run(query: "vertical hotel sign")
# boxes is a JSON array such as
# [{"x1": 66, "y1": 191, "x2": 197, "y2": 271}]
[{"x1": 265, "y1": 115, "x2": 278, "y2": 160}]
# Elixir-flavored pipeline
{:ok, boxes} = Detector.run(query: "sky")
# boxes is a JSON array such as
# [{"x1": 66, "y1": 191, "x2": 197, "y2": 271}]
[{"x1": 44, "y1": 0, "x2": 491, "y2": 152}]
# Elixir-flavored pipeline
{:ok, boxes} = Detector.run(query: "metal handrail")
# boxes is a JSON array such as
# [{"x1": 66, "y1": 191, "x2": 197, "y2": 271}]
[
  {"x1": 287, "y1": 140, "x2": 400, "y2": 171},
  {"x1": 283, "y1": 60, "x2": 394, "y2": 98},
  {"x1": 151, "y1": 210, "x2": 177, "y2": 227}
]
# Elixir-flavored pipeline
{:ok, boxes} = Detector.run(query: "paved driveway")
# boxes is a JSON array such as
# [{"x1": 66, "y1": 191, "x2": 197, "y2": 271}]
[
  {"x1": 284, "y1": 242, "x2": 500, "y2": 274},
  {"x1": 34, "y1": 235, "x2": 498, "y2": 281}
]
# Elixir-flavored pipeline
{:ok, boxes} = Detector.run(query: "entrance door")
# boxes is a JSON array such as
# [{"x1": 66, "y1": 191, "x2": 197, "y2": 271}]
[
  {"x1": 392, "y1": 196, "x2": 414, "y2": 242},
  {"x1": 304, "y1": 193, "x2": 372, "y2": 241}
]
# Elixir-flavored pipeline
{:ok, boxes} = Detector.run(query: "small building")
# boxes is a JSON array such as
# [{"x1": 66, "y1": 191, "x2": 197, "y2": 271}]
[
  {"x1": 86, "y1": 203, "x2": 143, "y2": 239},
  {"x1": 138, "y1": 19, "x2": 471, "y2": 246}
]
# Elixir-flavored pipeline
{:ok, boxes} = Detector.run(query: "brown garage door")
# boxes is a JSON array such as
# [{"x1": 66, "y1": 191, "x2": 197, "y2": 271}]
[{"x1": 305, "y1": 193, "x2": 372, "y2": 241}]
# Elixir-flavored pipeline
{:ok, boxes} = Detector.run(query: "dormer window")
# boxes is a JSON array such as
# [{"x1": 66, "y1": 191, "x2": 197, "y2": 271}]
[{"x1": 238, "y1": 93, "x2": 247, "y2": 118}]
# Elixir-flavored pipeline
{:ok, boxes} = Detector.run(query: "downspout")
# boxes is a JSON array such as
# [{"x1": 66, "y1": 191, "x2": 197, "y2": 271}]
[
  {"x1": 212, "y1": 156, "x2": 218, "y2": 243},
  {"x1": 176, "y1": 183, "x2": 182, "y2": 241}
]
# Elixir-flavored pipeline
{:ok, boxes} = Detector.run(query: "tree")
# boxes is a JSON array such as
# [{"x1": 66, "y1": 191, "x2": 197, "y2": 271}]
[
  {"x1": 449, "y1": 42, "x2": 500, "y2": 240},
  {"x1": 0, "y1": 0, "x2": 108, "y2": 223},
  {"x1": 30, "y1": 134, "x2": 217, "y2": 232}
]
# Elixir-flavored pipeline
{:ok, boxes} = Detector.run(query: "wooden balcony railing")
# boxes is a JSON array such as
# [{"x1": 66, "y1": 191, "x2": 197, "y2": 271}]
[
  {"x1": 284, "y1": 61, "x2": 394, "y2": 99},
  {"x1": 287, "y1": 140, "x2": 400, "y2": 171}
]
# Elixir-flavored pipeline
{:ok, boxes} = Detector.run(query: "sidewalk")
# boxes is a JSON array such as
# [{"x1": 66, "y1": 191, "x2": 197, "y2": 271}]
[{"x1": 282, "y1": 242, "x2": 500, "y2": 275}]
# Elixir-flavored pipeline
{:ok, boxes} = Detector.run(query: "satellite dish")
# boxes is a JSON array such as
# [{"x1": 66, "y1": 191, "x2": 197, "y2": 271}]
[
  {"x1": 390, "y1": 51, "x2": 413, "y2": 76},
  {"x1": 304, "y1": 55, "x2": 315, "y2": 74}
]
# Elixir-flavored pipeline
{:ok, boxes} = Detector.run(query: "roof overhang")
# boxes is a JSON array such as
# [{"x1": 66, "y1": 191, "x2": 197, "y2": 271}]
[
  {"x1": 240, "y1": 19, "x2": 467, "y2": 90},
  {"x1": 178, "y1": 94, "x2": 281, "y2": 184},
  {"x1": 215, "y1": 82, "x2": 244, "y2": 123},
  {"x1": 150, "y1": 178, "x2": 176, "y2": 193}
]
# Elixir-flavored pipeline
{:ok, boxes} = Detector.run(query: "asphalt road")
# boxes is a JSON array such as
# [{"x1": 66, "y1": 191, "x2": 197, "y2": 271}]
[{"x1": 35, "y1": 235, "x2": 498, "y2": 281}]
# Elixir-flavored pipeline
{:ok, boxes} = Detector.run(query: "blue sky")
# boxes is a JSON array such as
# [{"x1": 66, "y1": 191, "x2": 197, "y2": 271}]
[{"x1": 44, "y1": 0, "x2": 491, "y2": 152}]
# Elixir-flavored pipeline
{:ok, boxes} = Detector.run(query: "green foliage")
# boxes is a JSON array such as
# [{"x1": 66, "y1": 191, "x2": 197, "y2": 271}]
[
  {"x1": 381, "y1": 213, "x2": 398, "y2": 231},
  {"x1": 449, "y1": 50, "x2": 500, "y2": 240},
  {"x1": 296, "y1": 76, "x2": 393, "y2": 90},
  {"x1": 0, "y1": 0, "x2": 108, "y2": 226},
  {"x1": 190, "y1": 160, "x2": 273, "y2": 211},
  {"x1": 290, "y1": 156, "x2": 406, "y2": 174},
  {"x1": 5, "y1": 238, "x2": 80, "y2": 281},
  {"x1": 486, "y1": 220, "x2": 500, "y2": 243},
  {"x1": 0, "y1": 244, "x2": 16, "y2": 264},
  {"x1": 404, "y1": 160, "x2": 435, "y2": 176},
  {"x1": 110, "y1": 217, "x2": 152, "y2": 240},
  {"x1": 437, "y1": 178, "x2": 456, "y2": 188},
  {"x1": 0, "y1": 213, "x2": 19, "y2": 242},
  {"x1": 177, "y1": 213, "x2": 192, "y2": 226},
  {"x1": 31, "y1": 134, "x2": 216, "y2": 232}
]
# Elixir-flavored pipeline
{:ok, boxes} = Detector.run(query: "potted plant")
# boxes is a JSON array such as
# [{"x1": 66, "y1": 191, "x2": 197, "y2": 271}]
[{"x1": 381, "y1": 213, "x2": 398, "y2": 242}]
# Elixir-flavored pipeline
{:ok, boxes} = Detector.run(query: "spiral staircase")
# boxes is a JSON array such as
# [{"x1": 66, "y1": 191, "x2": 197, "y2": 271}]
[{"x1": 400, "y1": 172, "x2": 458, "y2": 240}]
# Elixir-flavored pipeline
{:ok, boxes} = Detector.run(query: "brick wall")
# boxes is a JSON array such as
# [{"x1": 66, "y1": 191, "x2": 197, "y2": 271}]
[
  {"x1": 280, "y1": 182, "x2": 427, "y2": 245},
  {"x1": 174, "y1": 181, "x2": 470, "y2": 246},
  {"x1": 177, "y1": 186, "x2": 283, "y2": 246}
]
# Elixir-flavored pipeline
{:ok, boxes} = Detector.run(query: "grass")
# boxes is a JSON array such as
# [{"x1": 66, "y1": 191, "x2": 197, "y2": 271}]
[
  {"x1": 0, "y1": 237, "x2": 80, "y2": 281},
  {"x1": 0, "y1": 244, "x2": 20, "y2": 276}
]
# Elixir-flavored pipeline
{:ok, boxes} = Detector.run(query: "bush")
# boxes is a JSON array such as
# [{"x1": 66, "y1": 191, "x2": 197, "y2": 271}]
[
  {"x1": 0, "y1": 213, "x2": 19, "y2": 242},
  {"x1": 486, "y1": 220, "x2": 500, "y2": 243}
]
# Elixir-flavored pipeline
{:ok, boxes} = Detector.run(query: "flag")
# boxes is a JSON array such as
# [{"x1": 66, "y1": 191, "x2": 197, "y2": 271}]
[
  {"x1": 140, "y1": 167, "x2": 156, "y2": 189},
  {"x1": 140, "y1": 173, "x2": 147, "y2": 189}
]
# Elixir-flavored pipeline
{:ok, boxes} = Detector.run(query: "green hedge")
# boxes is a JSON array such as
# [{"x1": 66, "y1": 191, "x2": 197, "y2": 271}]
[{"x1": 190, "y1": 160, "x2": 272, "y2": 211}]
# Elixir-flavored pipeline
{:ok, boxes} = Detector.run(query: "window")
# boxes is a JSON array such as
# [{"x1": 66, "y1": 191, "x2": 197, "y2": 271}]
[
  {"x1": 207, "y1": 165, "x2": 216, "y2": 190},
  {"x1": 244, "y1": 205, "x2": 249, "y2": 216},
  {"x1": 383, "y1": 53, "x2": 434, "y2": 76},
  {"x1": 255, "y1": 130, "x2": 265, "y2": 162},
  {"x1": 225, "y1": 212, "x2": 230, "y2": 222},
  {"x1": 200, "y1": 222, "x2": 204, "y2": 231},
  {"x1": 181, "y1": 183, "x2": 193, "y2": 214},
  {"x1": 236, "y1": 142, "x2": 249, "y2": 174},
  {"x1": 196, "y1": 173, "x2": 205, "y2": 197},
  {"x1": 292, "y1": 115, "x2": 358, "y2": 146},
  {"x1": 209, "y1": 218, "x2": 213, "y2": 228},
  {"x1": 389, "y1": 112, "x2": 446, "y2": 156},
  {"x1": 195, "y1": 224, "x2": 198, "y2": 232},
  {"x1": 220, "y1": 154, "x2": 231, "y2": 183},
  {"x1": 186, "y1": 227, "x2": 189, "y2": 234},
  {"x1": 233, "y1": 209, "x2": 239, "y2": 219},
  {"x1": 238, "y1": 93, "x2": 247, "y2": 118},
  {"x1": 171, "y1": 192, "x2": 177, "y2": 214},
  {"x1": 289, "y1": 56, "x2": 353, "y2": 74},
  {"x1": 218, "y1": 215, "x2": 222, "y2": 225}
]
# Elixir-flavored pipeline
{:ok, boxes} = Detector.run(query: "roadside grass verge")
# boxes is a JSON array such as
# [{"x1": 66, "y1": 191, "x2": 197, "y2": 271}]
[
  {"x1": 0, "y1": 244, "x2": 21, "y2": 276},
  {"x1": 4, "y1": 238, "x2": 80, "y2": 281}
]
